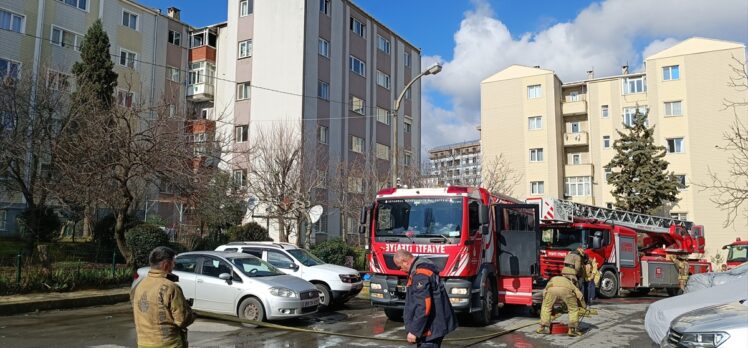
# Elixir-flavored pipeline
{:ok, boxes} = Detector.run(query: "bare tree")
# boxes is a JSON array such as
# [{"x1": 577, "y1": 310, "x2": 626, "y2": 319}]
[
  {"x1": 481, "y1": 153, "x2": 522, "y2": 196},
  {"x1": 700, "y1": 57, "x2": 748, "y2": 226}
]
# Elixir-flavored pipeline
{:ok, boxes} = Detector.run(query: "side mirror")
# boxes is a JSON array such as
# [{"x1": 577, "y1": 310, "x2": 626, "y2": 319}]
[
  {"x1": 218, "y1": 273, "x2": 232, "y2": 283},
  {"x1": 359, "y1": 206, "x2": 370, "y2": 225},
  {"x1": 358, "y1": 225, "x2": 366, "y2": 235},
  {"x1": 722, "y1": 245, "x2": 728, "y2": 250},
  {"x1": 592, "y1": 236, "x2": 602, "y2": 249},
  {"x1": 479, "y1": 205, "x2": 489, "y2": 225},
  {"x1": 289, "y1": 263, "x2": 299, "y2": 271}
]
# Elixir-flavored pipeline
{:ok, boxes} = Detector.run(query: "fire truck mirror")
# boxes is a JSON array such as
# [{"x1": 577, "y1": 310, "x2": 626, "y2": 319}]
[
  {"x1": 722, "y1": 244, "x2": 728, "y2": 250},
  {"x1": 359, "y1": 206, "x2": 369, "y2": 225},
  {"x1": 358, "y1": 225, "x2": 366, "y2": 235},
  {"x1": 592, "y1": 235, "x2": 602, "y2": 249},
  {"x1": 479, "y1": 205, "x2": 489, "y2": 225}
]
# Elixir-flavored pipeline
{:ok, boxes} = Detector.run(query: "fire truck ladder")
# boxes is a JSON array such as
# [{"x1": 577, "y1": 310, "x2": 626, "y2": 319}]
[{"x1": 535, "y1": 198, "x2": 694, "y2": 234}]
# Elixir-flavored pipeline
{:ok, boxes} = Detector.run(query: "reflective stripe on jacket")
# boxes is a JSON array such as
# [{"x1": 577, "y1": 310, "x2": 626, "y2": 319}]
[{"x1": 404, "y1": 257, "x2": 457, "y2": 339}]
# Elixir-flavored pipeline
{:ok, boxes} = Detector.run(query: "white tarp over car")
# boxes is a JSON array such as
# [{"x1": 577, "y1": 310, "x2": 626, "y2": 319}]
[
  {"x1": 645, "y1": 274, "x2": 748, "y2": 343},
  {"x1": 685, "y1": 262, "x2": 748, "y2": 293}
]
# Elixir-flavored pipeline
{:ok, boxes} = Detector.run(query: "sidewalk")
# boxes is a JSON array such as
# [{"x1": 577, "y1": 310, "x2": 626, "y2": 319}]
[{"x1": 0, "y1": 287, "x2": 130, "y2": 316}]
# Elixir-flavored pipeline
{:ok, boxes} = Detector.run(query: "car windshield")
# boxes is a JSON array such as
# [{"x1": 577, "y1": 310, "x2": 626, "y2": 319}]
[
  {"x1": 374, "y1": 198, "x2": 463, "y2": 238},
  {"x1": 287, "y1": 249, "x2": 325, "y2": 267},
  {"x1": 230, "y1": 256, "x2": 285, "y2": 277},
  {"x1": 727, "y1": 245, "x2": 747, "y2": 263}
]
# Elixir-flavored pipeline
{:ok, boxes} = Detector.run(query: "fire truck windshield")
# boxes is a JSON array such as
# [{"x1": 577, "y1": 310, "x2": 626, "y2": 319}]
[
  {"x1": 544, "y1": 228, "x2": 606, "y2": 250},
  {"x1": 727, "y1": 245, "x2": 747, "y2": 263},
  {"x1": 374, "y1": 198, "x2": 463, "y2": 239}
]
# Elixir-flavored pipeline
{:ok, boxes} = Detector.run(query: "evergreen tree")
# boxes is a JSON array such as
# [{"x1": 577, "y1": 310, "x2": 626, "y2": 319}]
[
  {"x1": 604, "y1": 110, "x2": 680, "y2": 214},
  {"x1": 72, "y1": 19, "x2": 118, "y2": 108}
]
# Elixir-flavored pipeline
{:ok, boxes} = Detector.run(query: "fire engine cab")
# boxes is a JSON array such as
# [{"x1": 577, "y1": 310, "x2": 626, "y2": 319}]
[{"x1": 723, "y1": 238, "x2": 748, "y2": 269}]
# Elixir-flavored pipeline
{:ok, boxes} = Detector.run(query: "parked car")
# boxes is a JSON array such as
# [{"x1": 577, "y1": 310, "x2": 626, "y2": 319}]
[
  {"x1": 685, "y1": 262, "x2": 748, "y2": 293},
  {"x1": 661, "y1": 300, "x2": 748, "y2": 348},
  {"x1": 215, "y1": 242, "x2": 363, "y2": 307},
  {"x1": 132, "y1": 251, "x2": 320, "y2": 321}
]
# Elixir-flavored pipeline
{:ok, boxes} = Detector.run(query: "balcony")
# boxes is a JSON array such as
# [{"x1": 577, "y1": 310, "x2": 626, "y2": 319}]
[
  {"x1": 564, "y1": 132, "x2": 589, "y2": 146},
  {"x1": 562, "y1": 94, "x2": 587, "y2": 115},
  {"x1": 564, "y1": 163, "x2": 593, "y2": 177},
  {"x1": 187, "y1": 83, "x2": 214, "y2": 101}
]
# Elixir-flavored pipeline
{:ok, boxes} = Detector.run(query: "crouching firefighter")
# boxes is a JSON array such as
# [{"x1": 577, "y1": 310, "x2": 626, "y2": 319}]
[
  {"x1": 393, "y1": 249, "x2": 457, "y2": 347},
  {"x1": 536, "y1": 269, "x2": 588, "y2": 337}
]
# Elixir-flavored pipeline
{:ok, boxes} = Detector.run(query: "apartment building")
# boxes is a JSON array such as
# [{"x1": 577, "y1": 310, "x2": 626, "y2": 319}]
[
  {"x1": 480, "y1": 37, "x2": 748, "y2": 257},
  {"x1": 0, "y1": 0, "x2": 191, "y2": 236},
  {"x1": 429, "y1": 140, "x2": 481, "y2": 186},
  {"x1": 189, "y1": 0, "x2": 422, "y2": 243}
]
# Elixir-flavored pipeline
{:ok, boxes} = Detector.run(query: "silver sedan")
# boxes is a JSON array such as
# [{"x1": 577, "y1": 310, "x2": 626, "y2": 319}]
[{"x1": 132, "y1": 251, "x2": 320, "y2": 321}]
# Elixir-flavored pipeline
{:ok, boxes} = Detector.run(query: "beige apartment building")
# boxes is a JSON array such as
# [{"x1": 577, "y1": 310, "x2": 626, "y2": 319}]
[
  {"x1": 481, "y1": 37, "x2": 748, "y2": 258},
  {"x1": 0, "y1": 0, "x2": 191, "y2": 236},
  {"x1": 429, "y1": 140, "x2": 481, "y2": 186}
]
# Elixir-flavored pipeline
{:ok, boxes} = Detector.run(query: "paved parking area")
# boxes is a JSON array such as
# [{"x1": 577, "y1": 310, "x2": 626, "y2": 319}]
[{"x1": 0, "y1": 295, "x2": 662, "y2": 347}]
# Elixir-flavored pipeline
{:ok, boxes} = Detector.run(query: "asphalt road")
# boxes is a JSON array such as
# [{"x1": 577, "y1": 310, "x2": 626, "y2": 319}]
[{"x1": 0, "y1": 295, "x2": 662, "y2": 347}]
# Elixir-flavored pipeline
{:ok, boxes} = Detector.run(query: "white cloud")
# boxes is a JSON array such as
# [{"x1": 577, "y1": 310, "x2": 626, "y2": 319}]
[{"x1": 420, "y1": 0, "x2": 748, "y2": 152}]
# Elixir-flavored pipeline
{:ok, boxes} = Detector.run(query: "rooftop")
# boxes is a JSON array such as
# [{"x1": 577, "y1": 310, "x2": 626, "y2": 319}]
[{"x1": 429, "y1": 139, "x2": 481, "y2": 153}]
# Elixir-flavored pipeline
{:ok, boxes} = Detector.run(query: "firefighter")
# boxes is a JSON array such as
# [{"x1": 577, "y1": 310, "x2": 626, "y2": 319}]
[
  {"x1": 393, "y1": 249, "x2": 457, "y2": 347},
  {"x1": 583, "y1": 258, "x2": 600, "y2": 305},
  {"x1": 562, "y1": 244, "x2": 589, "y2": 287},
  {"x1": 536, "y1": 273, "x2": 587, "y2": 337},
  {"x1": 667, "y1": 254, "x2": 690, "y2": 290}
]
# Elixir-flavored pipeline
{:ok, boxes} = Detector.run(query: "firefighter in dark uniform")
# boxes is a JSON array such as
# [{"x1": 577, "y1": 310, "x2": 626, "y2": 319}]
[{"x1": 394, "y1": 249, "x2": 457, "y2": 347}]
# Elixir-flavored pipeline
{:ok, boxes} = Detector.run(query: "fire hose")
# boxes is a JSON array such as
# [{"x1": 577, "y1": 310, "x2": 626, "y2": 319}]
[{"x1": 194, "y1": 310, "x2": 550, "y2": 344}]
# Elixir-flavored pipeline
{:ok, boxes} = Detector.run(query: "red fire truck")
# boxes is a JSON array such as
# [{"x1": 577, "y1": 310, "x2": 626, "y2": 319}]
[
  {"x1": 361, "y1": 186, "x2": 541, "y2": 325},
  {"x1": 526, "y1": 197, "x2": 711, "y2": 301},
  {"x1": 723, "y1": 238, "x2": 748, "y2": 269}
]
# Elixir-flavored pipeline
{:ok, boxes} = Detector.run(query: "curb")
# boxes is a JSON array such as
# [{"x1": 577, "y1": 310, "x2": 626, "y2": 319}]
[{"x1": 0, "y1": 290, "x2": 130, "y2": 316}]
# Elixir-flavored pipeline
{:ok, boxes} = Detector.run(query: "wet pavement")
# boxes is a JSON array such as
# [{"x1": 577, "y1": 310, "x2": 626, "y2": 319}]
[{"x1": 0, "y1": 295, "x2": 662, "y2": 347}]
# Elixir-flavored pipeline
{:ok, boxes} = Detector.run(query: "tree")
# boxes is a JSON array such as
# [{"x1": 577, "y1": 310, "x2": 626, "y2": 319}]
[
  {"x1": 700, "y1": 58, "x2": 748, "y2": 226},
  {"x1": 481, "y1": 153, "x2": 522, "y2": 196},
  {"x1": 604, "y1": 110, "x2": 680, "y2": 213},
  {"x1": 71, "y1": 19, "x2": 118, "y2": 108},
  {"x1": 191, "y1": 170, "x2": 248, "y2": 235}
]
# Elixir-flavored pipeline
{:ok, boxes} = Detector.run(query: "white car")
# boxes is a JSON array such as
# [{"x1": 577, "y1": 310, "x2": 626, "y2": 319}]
[
  {"x1": 216, "y1": 242, "x2": 363, "y2": 307},
  {"x1": 132, "y1": 251, "x2": 320, "y2": 321}
]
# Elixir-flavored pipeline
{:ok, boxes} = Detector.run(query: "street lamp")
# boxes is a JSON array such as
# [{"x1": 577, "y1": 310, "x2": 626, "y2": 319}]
[{"x1": 391, "y1": 63, "x2": 442, "y2": 186}]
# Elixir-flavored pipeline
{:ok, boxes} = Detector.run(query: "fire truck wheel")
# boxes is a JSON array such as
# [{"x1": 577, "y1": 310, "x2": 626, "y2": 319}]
[
  {"x1": 628, "y1": 287, "x2": 651, "y2": 296},
  {"x1": 598, "y1": 270, "x2": 618, "y2": 299},
  {"x1": 471, "y1": 279, "x2": 495, "y2": 326},
  {"x1": 384, "y1": 308, "x2": 404, "y2": 322}
]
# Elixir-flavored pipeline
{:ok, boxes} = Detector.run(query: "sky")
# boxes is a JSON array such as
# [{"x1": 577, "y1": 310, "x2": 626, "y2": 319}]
[{"x1": 139, "y1": 0, "x2": 748, "y2": 157}]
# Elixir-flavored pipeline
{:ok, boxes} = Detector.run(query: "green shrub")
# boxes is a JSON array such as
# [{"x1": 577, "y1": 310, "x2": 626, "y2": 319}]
[
  {"x1": 354, "y1": 247, "x2": 368, "y2": 271},
  {"x1": 310, "y1": 239, "x2": 357, "y2": 266},
  {"x1": 18, "y1": 207, "x2": 61, "y2": 246},
  {"x1": 0, "y1": 263, "x2": 133, "y2": 295},
  {"x1": 93, "y1": 214, "x2": 139, "y2": 250},
  {"x1": 125, "y1": 224, "x2": 169, "y2": 268},
  {"x1": 190, "y1": 232, "x2": 229, "y2": 251},
  {"x1": 227, "y1": 222, "x2": 271, "y2": 242}
]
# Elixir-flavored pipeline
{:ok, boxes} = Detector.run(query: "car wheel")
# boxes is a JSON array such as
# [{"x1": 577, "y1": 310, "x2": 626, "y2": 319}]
[
  {"x1": 384, "y1": 308, "x2": 404, "y2": 322},
  {"x1": 666, "y1": 287, "x2": 683, "y2": 297},
  {"x1": 598, "y1": 270, "x2": 618, "y2": 299},
  {"x1": 471, "y1": 278, "x2": 495, "y2": 326},
  {"x1": 315, "y1": 283, "x2": 332, "y2": 308},
  {"x1": 238, "y1": 297, "x2": 265, "y2": 323}
]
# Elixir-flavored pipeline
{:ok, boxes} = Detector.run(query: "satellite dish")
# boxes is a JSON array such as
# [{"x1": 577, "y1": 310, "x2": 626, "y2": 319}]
[
  {"x1": 247, "y1": 195, "x2": 258, "y2": 211},
  {"x1": 309, "y1": 205, "x2": 324, "y2": 224}
]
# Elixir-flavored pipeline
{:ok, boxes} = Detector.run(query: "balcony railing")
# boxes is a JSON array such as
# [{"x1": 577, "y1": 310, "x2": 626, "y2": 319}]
[
  {"x1": 187, "y1": 83, "x2": 214, "y2": 101},
  {"x1": 564, "y1": 131, "x2": 589, "y2": 146},
  {"x1": 562, "y1": 94, "x2": 587, "y2": 115}
]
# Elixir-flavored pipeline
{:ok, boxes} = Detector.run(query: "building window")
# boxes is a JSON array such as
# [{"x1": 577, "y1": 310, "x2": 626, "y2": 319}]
[
  {"x1": 404, "y1": 52, "x2": 411, "y2": 67},
  {"x1": 530, "y1": 181, "x2": 544, "y2": 195},
  {"x1": 529, "y1": 148, "x2": 543, "y2": 162},
  {"x1": 349, "y1": 55, "x2": 365, "y2": 76},
  {"x1": 604, "y1": 168, "x2": 612, "y2": 182},
  {"x1": 318, "y1": 38, "x2": 330, "y2": 58},
  {"x1": 570, "y1": 153, "x2": 582, "y2": 165},
  {"x1": 351, "y1": 135, "x2": 364, "y2": 153},
  {"x1": 117, "y1": 90, "x2": 133, "y2": 108},
  {"x1": 570, "y1": 121, "x2": 581, "y2": 133},
  {"x1": 238, "y1": 40, "x2": 252, "y2": 58},
  {"x1": 0, "y1": 58, "x2": 20, "y2": 80},
  {"x1": 47, "y1": 70, "x2": 71, "y2": 91},
  {"x1": 350, "y1": 95, "x2": 365, "y2": 115},
  {"x1": 118, "y1": 49, "x2": 137, "y2": 68},
  {"x1": 317, "y1": 80, "x2": 330, "y2": 100},
  {"x1": 237, "y1": 82, "x2": 251, "y2": 100},
  {"x1": 670, "y1": 212, "x2": 687, "y2": 220},
  {"x1": 239, "y1": 0, "x2": 253, "y2": 17},
  {"x1": 318, "y1": 125, "x2": 329, "y2": 144},
  {"x1": 527, "y1": 84, "x2": 542, "y2": 99},
  {"x1": 56, "y1": 0, "x2": 88, "y2": 11},
  {"x1": 404, "y1": 117, "x2": 412, "y2": 133},
  {"x1": 0, "y1": 9, "x2": 24, "y2": 33},
  {"x1": 377, "y1": 35, "x2": 391, "y2": 54},
  {"x1": 623, "y1": 76, "x2": 646, "y2": 94},
  {"x1": 376, "y1": 108, "x2": 390, "y2": 125},
  {"x1": 664, "y1": 101, "x2": 682, "y2": 116},
  {"x1": 232, "y1": 169, "x2": 247, "y2": 187},
  {"x1": 319, "y1": 0, "x2": 330, "y2": 15},
  {"x1": 404, "y1": 151, "x2": 412, "y2": 166},
  {"x1": 0, "y1": 210, "x2": 6, "y2": 230},
  {"x1": 189, "y1": 61, "x2": 215, "y2": 85},
  {"x1": 565, "y1": 176, "x2": 591, "y2": 197},
  {"x1": 376, "y1": 70, "x2": 390, "y2": 89},
  {"x1": 603, "y1": 135, "x2": 610, "y2": 149},
  {"x1": 350, "y1": 17, "x2": 365, "y2": 37},
  {"x1": 601, "y1": 105, "x2": 609, "y2": 118},
  {"x1": 663, "y1": 65, "x2": 679, "y2": 81},
  {"x1": 122, "y1": 10, "x2": 138, "y2": 30},
  {"x1": 234, "y1": 125, "x2": 248, "y2": 143},
  {"x1": 675, "y1": 174, "x2": 687, "y2": 190},
  {"x1": 528, "y1": 116, "x2": 542, "y2": 130},
  {"x1": 375, "y1": 143, "x2": 389, "y2": 160},
  {"x1": 347, "y1": 177, "x2": 364, "y2": 193},
  {"x1": 168, "y1": 30, "x2": 181, "y2": 46},
  {"x1": 51, "y1": 26, "x2": 81, "y2": 51},
  {"x1": 167, "y1": 67, "x2": 180, "y2": 82},
  {"x1": 316, "y1": 170, "x2": 327, "y2": 188},
  {"x1": 667, "y1": 138, "x2": 685, "y2": 153},
  {"x1": 623, "y1": 106, "x2": 648, "y2": 127}
]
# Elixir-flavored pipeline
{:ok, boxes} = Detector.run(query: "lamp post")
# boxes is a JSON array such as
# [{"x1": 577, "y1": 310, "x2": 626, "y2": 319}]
[{"x1": 391, "y1": 63, "x2": 442, "y2": 186}]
